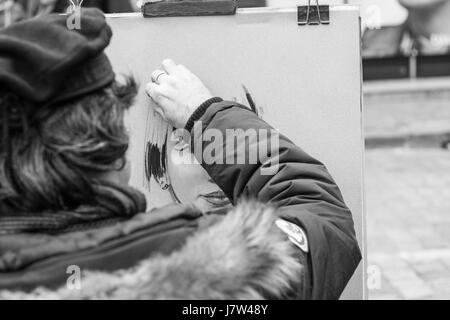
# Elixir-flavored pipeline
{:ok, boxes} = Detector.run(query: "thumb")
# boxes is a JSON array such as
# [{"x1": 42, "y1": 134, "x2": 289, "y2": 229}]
[{"x1": 145, "y1": 82, "x2": 158, "y2": 100}]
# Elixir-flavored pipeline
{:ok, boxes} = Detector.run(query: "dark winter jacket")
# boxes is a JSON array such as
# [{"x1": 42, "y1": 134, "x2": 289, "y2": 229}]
[{"x1": 0, "y1": 101, "x2": 361, "y2": 300}]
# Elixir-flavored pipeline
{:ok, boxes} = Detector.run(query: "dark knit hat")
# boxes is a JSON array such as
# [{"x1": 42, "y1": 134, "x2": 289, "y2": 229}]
[{"x1": 0, "y1": 7, "x2": 115, "y2": 107}]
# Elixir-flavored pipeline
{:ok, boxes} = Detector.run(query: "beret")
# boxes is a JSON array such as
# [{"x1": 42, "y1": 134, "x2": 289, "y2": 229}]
[{"x1": 0, "y1": 8, "x2": 115, "y2": 106}]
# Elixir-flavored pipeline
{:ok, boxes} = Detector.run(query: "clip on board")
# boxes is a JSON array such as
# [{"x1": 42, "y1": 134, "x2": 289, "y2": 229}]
[
  {"x1": 142, "y1": 0, "x2": 237, "y2": 17},
  {"x1": 298, "y1": 0, "x2": 330, "y2": 25}
]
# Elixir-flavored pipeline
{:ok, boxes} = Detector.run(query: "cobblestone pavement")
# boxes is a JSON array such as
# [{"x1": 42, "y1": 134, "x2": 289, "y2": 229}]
[
  {"x1": 366, "y1": 148, "x2": 450, "y2": 300},
  {"x1": 364, "y1": 81, "x2": 450, "y2": 139}
]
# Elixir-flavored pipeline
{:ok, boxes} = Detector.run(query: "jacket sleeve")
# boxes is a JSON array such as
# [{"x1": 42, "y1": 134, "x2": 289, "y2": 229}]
[{"x1": 189, "y1": 101, "x2": 362, "y2": 300}]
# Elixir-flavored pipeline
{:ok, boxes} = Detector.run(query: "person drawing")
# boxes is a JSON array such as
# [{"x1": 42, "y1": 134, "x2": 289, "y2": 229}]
[{"x1": 0, "y1": 8, "x2": 361, "y2": 299}]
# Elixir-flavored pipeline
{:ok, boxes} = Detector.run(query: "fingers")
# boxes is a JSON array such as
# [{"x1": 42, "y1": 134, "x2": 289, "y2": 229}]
[
  {"x1": 146, "y1": 82, "x2": 164, "y2": 101},
  {"x1": 145, "y1": 81, "x2": 156, "y2": 96},
  {"x1": 146, "y1": 81, "x2": 175, "y2": 102},
  {"x1": 151, "y1": 69, "x2": 168, "y2": 84},
  {"x1": 161, "y1": 59, "x2": 192, "y2": 80},
  {"x1": 146, "y1": 59, "x2": 211, "y2": 128},
  {"x1": 162, "y1": 58, "x2": 177, "y2": 74},
  {"x1": 176, "y1": 63, "x2": 191, "y2": 75},
  {"x1": 153, "y1": 59, "x2": 193, "y2": 85},
  {"x1": 145, "y1": 83, "x2": 169, "y2": 117}
]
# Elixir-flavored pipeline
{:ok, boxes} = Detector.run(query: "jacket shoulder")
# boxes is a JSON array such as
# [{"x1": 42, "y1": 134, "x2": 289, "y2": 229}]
[
  {"x1": 0, "y1": 203, "x2": 202, "y2": 292},
  {"x1": 0, "y1": 202, "x2": 304, "y2": 300}
]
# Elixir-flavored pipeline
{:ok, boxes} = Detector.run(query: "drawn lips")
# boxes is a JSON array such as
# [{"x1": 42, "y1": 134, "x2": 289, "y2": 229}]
[{"x1": 200, "y1": 191, "x2": 230, "y2": 207}]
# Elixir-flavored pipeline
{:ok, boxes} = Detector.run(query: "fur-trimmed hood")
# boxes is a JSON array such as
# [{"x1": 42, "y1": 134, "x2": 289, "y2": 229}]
[{"x1": 0, "y1": 202, "x2": 304, "y2": 300}]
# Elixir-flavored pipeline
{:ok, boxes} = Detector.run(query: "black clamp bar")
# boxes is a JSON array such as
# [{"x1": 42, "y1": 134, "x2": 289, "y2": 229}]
[
  {"x1": 298, "y1": 0, "x2": 330, "y2": 25},
  {"x1": 142, "y1": 0, "x2": 237, "y2": 17}
]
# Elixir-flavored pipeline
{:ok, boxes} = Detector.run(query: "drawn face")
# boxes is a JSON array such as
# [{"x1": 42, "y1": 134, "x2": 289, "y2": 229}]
[
  {"x1": 398, "y1": 0, "x2": 448, "y2": 9},
  {"x1": 143, "y1": 88, "x2": 257, "y2": 212},
  {"x1": 166, "y1": 130, "x2": 232, "y2": 213}
]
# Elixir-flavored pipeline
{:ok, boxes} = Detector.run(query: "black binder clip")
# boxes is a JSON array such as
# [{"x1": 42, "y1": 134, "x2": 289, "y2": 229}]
[
  {"x1": 142, "y1": 0, "x2": 237, "y2": 18},
  {"x1": 298, "y1": 0, "x2": 330, "y2": 25}
]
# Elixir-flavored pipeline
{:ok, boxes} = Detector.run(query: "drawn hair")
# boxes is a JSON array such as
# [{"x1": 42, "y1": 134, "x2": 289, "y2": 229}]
[{"x1": 144, "y1": 111, "x2": 171, "y2": 190}]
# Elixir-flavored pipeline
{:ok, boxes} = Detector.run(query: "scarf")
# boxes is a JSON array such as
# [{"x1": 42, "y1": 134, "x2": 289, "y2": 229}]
[{"x1": 0, "y1": 181, "x2": 146, "y2": 235}]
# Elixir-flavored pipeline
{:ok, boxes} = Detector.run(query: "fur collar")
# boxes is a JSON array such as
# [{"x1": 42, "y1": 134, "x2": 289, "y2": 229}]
[{"x1": 0, "y1": 202, "x2": 303, "y2": 300}]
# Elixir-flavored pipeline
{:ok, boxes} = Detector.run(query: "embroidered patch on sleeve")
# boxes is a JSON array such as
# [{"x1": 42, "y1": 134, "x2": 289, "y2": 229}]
[{"x1": 275, "y1": 219, "x2": 309, "y2": 253}]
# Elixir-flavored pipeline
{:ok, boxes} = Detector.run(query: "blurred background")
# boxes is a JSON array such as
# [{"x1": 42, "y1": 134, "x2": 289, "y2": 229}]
[
  {"x1": 1, "y1": 0, "x2": 449, "y2": 300},
  {"x1": 358, "y1": 0, "x2": 450, "y2": 301}
]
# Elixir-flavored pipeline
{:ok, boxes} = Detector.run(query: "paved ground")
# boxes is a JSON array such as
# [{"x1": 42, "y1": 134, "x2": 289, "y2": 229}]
[
  {"x1": 366, "y1": 148, "x2": 450, "y2": 300},
  {"x1": 364, "y1": 80, "x2": 450, "y2": 139}
]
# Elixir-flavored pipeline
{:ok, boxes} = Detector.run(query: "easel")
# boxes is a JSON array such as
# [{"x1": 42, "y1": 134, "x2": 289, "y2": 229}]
[{"x1": 106, "y1": 0, "x2": 366, "y2": 299}]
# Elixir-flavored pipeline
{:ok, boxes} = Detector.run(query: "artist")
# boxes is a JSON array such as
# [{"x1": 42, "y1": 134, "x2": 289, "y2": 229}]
[{"x1": 0, "y1": 8, "x2": 361, "y2": 299}]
